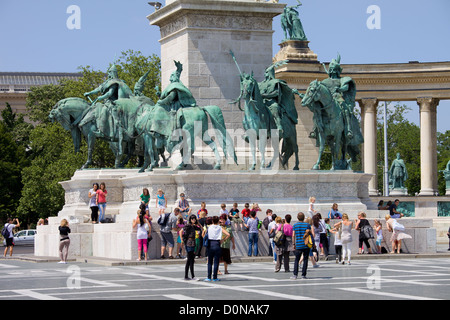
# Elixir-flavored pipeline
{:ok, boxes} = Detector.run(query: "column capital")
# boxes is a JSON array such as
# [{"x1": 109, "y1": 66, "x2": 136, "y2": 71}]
[
  {"x1": 417, "y1": 97, "x2": 439, "y2": 112},
  {"x1": 358, "y1": 98, "x2": 378, "y2": 113}
]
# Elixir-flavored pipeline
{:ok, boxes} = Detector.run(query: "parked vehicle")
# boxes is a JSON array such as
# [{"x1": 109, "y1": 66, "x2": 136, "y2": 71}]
[{"x1": 2, "y1": 229, "x2": 36, "y2": 246}]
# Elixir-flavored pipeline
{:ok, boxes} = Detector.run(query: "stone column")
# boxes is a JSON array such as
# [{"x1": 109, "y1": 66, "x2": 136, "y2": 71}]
[
  {"x1": 417, "y1": 97, "x2": 439, "y2": 196},
  {"x1": 359, "y1": 98, "x2": 378, "y2": 196}
]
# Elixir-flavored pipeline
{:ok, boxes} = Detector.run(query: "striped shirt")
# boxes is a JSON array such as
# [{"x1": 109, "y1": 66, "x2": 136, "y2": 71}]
[{"x1": 293, "y1": 222, "x2": 311, "y2": 250}]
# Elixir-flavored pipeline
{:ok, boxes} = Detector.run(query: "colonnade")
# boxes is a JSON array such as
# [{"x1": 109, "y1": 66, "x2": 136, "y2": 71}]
[{"x1": 359, "y1": 97, "x2": 439, "y2": 196}]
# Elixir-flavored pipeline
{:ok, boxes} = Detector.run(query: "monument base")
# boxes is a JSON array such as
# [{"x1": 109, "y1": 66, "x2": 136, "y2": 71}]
[{"x1": 34, "y1": 169, "x2": 436, "y2": 261}]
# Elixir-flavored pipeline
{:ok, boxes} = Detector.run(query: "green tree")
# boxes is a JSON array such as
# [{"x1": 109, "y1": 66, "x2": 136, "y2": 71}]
[
  {"x1": 0, "y1": 122, "x2": 28, "y2": 222},
  {"x1": 18, "y1": 50, "x2": 161, "y2": 220}
]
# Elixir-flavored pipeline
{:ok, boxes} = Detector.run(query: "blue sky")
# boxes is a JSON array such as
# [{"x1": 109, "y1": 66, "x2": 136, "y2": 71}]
[{"x1": 0, "y1": 0, "x2": 449, "y2": 132}]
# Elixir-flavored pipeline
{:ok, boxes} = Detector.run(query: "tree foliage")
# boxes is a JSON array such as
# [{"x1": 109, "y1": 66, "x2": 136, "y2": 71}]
[{"x1": 15, "y1": 50, "x2": 161, "y2": 222}]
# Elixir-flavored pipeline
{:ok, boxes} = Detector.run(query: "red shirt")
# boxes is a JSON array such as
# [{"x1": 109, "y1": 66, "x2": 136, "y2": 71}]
[
  {"x1": 96, "y1": 189, "x2": 107, "y2": 203},
  {"x1": 241, "y1": 208, "x2": 251, "y2": 218}
]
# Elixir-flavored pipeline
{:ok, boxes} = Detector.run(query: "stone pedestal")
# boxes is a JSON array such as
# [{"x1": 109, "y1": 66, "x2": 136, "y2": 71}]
[
  {"x1": 273, "y1": 40, "x2": 318, "y2": 62},
  {"x1": 389, "y1": 188, "x2": 408, "y2": 196}
]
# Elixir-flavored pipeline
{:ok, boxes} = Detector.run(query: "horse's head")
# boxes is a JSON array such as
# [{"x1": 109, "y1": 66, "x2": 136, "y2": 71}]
[
  {"x1": 49, "y1": 98, "x2": 90, "y2": 130},
  {"x1": 301, "y1": 79, "x2": 321, "y2": 107},
  {"x1": 240, "y1": 72, "x2": 258, "y2": 100}
]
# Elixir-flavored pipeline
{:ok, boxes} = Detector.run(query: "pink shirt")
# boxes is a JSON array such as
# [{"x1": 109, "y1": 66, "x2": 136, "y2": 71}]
[
  {"x1": 96, "y1": 189, "x2": 107, "y2": 203},
  {"x1": 277, "y1": 223, "x2": 293, "y2": 237}
]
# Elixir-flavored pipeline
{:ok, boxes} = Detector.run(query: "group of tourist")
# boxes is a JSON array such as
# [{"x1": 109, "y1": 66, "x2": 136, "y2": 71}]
[{"x1": 127, "y1": 189, "x2": 414, "y2": 281}]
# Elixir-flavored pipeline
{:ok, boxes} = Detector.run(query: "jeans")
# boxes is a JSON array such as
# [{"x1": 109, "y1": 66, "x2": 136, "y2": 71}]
[
  {"x1": 269, "y1": 238, "x2": 277, "y2": 261},
  {"x1": 207, "y1": 240, "x2": 222, "y2": 280},
  {"x1": 248, "y1": 232, "x2": 259, "y2": 256},
  {"x1": 98, "y1": 203, "x2": 106, "y2": 222},
  {"x1": 293, "y1": 248, "x2": 310, "y2": 277}
]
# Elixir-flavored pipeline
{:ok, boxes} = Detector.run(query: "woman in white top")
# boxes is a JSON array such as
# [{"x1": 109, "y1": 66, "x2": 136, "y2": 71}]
[
  {"x1": 334, "y1": 213, "x2": 353, "y2": 265},
  {"x1": 133, "y1": 204, "x2": 151, "y2": 261},
  {"x1": 204, "y1": 216, "x2": 230, "y2": 282}
]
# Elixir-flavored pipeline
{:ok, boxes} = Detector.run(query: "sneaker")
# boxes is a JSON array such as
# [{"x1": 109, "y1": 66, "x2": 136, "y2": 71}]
[
  {"x1": 191, "y1": 277, "x2": 200, "y2": 281},
  {"x1": 290, "y1": 275, "x2": 298, "y2": 280},
  {"x1": 212, "y1": 278, "x2": 221, "y2": 282},
  {"x1": 203, "y1": 278, "x2": 212, "y2": 282},
  {"x1": 302, "y1": 276, "x2": 307, "y2": 280},
  {"x1": 313, "y1": 264, "x2": 320, "y2": 268},
  {"x1": 184, "y1": 277, "x2": 191, "y2": 281},
  {"x1": 336, "y1": 258, "x2": 339, "y2": 264}
]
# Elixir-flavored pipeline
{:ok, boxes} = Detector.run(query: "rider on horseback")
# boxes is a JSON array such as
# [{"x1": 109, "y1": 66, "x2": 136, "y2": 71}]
[
  {"x1": 320, "y1": 54, "x2": 356, "y2": 141},
  {"x1": 83, "y1": 64, "x2": 134, "y2": 141},
  {"x1": 259, "y1": 61, "x2": 299, "y2": 137}
]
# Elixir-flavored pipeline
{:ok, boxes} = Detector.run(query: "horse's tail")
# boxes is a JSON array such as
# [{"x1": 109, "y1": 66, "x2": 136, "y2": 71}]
[{"x1": 202, "y1": 105, "x2": 238, "y2": 165}]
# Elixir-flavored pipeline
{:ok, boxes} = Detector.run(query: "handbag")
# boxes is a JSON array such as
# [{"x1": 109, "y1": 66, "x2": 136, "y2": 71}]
[{"x1": 203, "y1": 230, "x2": 209, "y2": 247}]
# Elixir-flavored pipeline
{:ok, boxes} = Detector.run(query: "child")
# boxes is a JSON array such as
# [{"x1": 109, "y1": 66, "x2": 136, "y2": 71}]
[
  {"x1": 140, "y1": 188, "x2": 150, "y2": 214},
  {"x1": 156, "y1": 189, "x2": 167, "y2": 215},
  {"x1": 229, "y1": 203, "x2": 243, "y2": 231},
  {"x1": 197, "y1": 202, "x2": 208, "y2": 218},
  {"x1": 330, "y1": 224, "x2": 342, "y2": 264},
  {"x1": 241, "y1": 203, "x2": 251, "y2": 231},
  {"x1": 308, "y1": 196, "x2": 317, "y2": 218},
  {"x1": 176, "y1": 216, "x2": 186, "y2": 259},
  {"x1": 219, "y1": 203, "x2": 228, "y2": 216},
  {"x1": 374, "y1": 219, "x2": 383, "y2": 254}
]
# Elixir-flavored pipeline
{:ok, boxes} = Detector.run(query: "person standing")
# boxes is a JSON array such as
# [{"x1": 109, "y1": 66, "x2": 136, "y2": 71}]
[
  {"x1": 140, "y1": 188, "x2": 150, "y2": 215},
  {"x1": 156, "y1": 189, "x2": 167, "y2": 215},
  {"x1": 58, "y1": 219, "x2": 71, "y2": 264},
  {"x1": 307, "y1": 197, "x2": 317, "y2": 218},
  {"x1": 334, "y1": 213, "x2": 353, "y2": 265},
  {"x1": 355, "y1": 212, "x2": 373, "y2": 254},
  {"x1": 275, "y1": 214, "x2": 293, "y2": 273},
  {"x1": 96, "y1": 182, "x2": 108, "y2": 223},
  {"x1": 204, "y1": 216, "x2": 230, "y2": 282},
  {"x1": 182, "y1": 214, "x2": 202, "y2": 280},
  {"x1": 88, "y1": 183, "x2": 99, "y2": 224},
  {"x1": 3, "y1": 218, "x2": 20, "y2": 258},
  {"x1": 159, "y1": 208, "x2": 179, "y2": 259},
  {"x1": 219, "y1": 216, "x2": 235, "y2": 275},
  {"x1": 133, "y1": 205, "x2": 151, "y2": 261},
  {"x1": 385, "y1": 214, "x2": 411, "y2": 254},
  {"x1": 291, "y1": 212, "x2": 311, "y2": 280},
  {"x1": 244, "y1": 211, "x2": 260, "y2": 257}
]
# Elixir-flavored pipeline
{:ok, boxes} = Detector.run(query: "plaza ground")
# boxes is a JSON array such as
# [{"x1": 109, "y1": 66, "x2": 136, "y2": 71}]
[{"x1": 0, "y1": 245, "x2": 449, "y2": 302}]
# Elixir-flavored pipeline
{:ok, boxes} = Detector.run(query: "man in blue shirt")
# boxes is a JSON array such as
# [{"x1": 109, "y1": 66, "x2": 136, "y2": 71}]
[{"x1": 292, "y1": 212, "x2": 311, "y2": 279}]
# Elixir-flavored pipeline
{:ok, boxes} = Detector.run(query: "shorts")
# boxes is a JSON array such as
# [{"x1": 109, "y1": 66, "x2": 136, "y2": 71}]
[
  {"x1": 376, "y1": 239, "x2": 382, "y2": 246},
  {"x1": 160, "y1": 232, "x2": 175, "y2": 248},
  {"x1": 5, "y1": 238, "x2": 14, "y2": 247}
]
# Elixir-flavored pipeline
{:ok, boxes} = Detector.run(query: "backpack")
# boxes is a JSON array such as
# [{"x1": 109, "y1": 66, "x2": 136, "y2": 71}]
[
  {"x1": 273, "y1": 224, "x2": 286, "y2": 247},
  {"x1": 304, "y1": 234, "x2": 313, "y2": 249},
  {"x1": 157, "y1": 213, "x2": 170, "y2": 227},
  {"x1": 1, "y1": 224, "x2": 10, "y2": 238}
]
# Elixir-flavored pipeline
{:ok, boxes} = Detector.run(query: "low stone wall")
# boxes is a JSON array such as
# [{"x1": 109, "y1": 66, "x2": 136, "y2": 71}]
[{"x1": 35, "y1": 216, "x2": 436, "y2": 261}]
